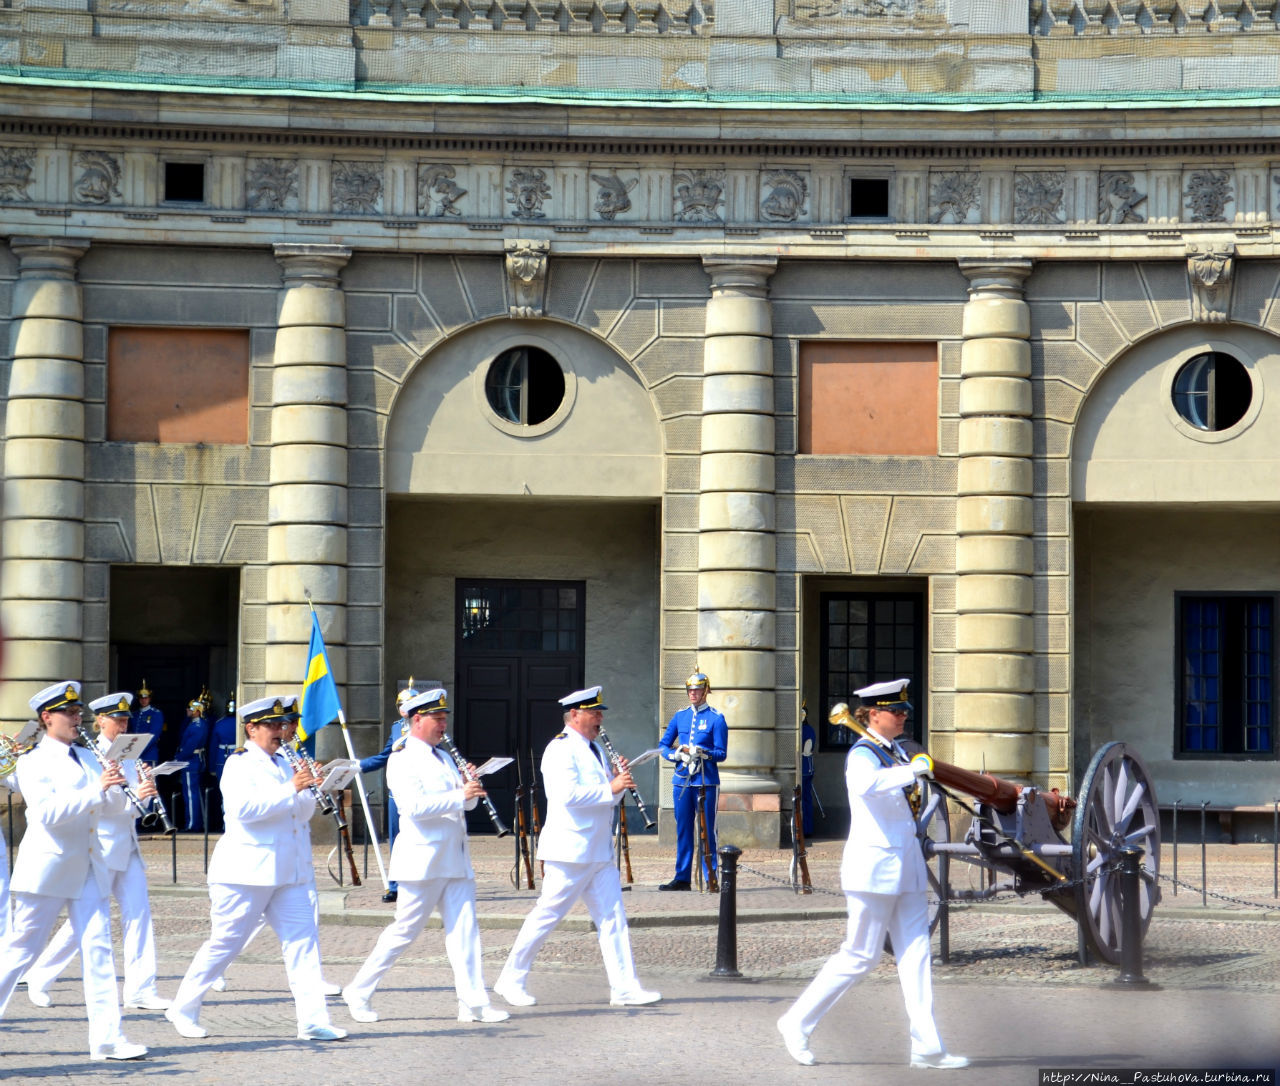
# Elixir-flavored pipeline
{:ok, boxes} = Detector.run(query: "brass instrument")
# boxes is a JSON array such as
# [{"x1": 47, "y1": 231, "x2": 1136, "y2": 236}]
[
  {"x1": 73, "y1": 722, "x2": 154, "y2": 823},
  {"x1": 596, "y1": 725, "x2": 656, "y2": 830},
  {"x1": 280, "y1": 740, "x2": 347, "y2": 830},
  {"x1": 0, "y1": 722, "x2": 41, "y2": 778},
  {"x1": 138, "y1": 762, "x2": 176, "y2": 835},
  {"x1": 438, "y1": 734, "x2": 511, "y2": 837}
]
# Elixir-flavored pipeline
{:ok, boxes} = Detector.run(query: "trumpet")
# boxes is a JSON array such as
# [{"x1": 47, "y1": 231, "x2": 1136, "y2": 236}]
[
  {"x1": 73, "y1": 722, "x2": 154, "y2": 824},
  {"x1": 0, "y1": 723, "x2": 41, "y2": 778},
  {"x1": 138, "y1": 762, "x2": 176, "y2": 835},
  {"x1": 280, "y1": 740, "x2": 346, "y2": 830},
  {"x1": 438, "y1": 734, "x2": 511, "y2": 837},
  {"x1": 596, "y1": 725, "x2": 656, "y2": 830}
]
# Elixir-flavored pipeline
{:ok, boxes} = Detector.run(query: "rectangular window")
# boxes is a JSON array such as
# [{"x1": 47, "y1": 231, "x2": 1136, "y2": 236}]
[
  {"x1": 1178, "y1": 593, "x2": 1275, "y2": 757},
  {"x1": 819, "y1": 591, "x2": 925, "y2": 750},
  {"x1": 798, "y1": 341, "x2": 938, "y2": 456},
  {"x1": 107, "y1": 328, "x2": 250, "y2": 444}
]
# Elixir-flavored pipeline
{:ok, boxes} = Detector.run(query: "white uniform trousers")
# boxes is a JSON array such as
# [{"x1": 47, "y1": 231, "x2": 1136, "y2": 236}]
[
  {"x1": 499, "y1": 860, "x2": 640, "y2": 996},
  {"x1": 782, "y1": 889, "x2": 944, "y2": 1058},
  {"x1": 0, "y1": 837, "x2": 10, "y2": 942},
  {"x1": 24, "y1": 852, "x2": 161, "y2": 1003},
  {"x1": 169, "y1": 881, "x2": 332, "y2": 1032},
  {"x1": 0, "y1": 882, "x2": 126, "y2": 1054},
  {"x1": 345, "y1": 877, "x2": 489, "y2": 1009}
]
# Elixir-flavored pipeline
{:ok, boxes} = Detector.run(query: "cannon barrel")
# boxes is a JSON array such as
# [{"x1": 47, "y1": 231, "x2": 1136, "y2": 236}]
[{"x1": 829, "y1": 703, "x2": 1075, "y2": 831}]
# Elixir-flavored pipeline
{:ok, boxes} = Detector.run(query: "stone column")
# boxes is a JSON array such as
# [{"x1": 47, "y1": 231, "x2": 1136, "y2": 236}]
[
  {"x1": 1, "y1": 238, "x2": 90, "y2": 726},
  {"x1": 954, "y1": 259, "x2": 1035, "y2": 779},
  {"x1": 268, "y1": 244, "x2": 350, "y2": 754},
  {"x1": 698, "y1": 255, "x2": 779, "y2": 845}
]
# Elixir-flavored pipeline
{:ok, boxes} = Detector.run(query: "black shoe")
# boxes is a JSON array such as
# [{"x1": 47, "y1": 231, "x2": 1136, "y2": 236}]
[
  {"x1": 658, "y1": 880, "x2": 691, "y2": 892},
  {"x1": 381, "y1": 890, "x2": 398, "y2": 903}
]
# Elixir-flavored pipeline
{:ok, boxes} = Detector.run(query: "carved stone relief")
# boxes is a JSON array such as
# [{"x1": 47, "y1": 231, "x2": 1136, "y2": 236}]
[
  {"x1": 418, "y1": 163, "x2": 467, "y2": 218},
  {"x1": 73, "y1": 150, "x2": 122, "y2": 205},
  {"x1": 760, "y1": 169, "x2": 808, "y2": 223},
  {"x1": 246, "y1": 158, "x2": 299, "y2": 212},
  {"x1": 331, "y1": 160, "x2": 383, "y2": 215},
  {"x1": 929, "y1": 171, "x2": 979, "y2": 224},
  {"x1": 591, "y1": 169, "x2": 637, "y2": 220},
  {"x1": 1097, "y1": 171, "x2": 1146, "y2": 224},
  {"x1": 1184, "y1": 169, "x2": 1232, "y2": 223},
  {"x1": 504, "y1": 239, "x2": 549, "y2": 318},
  {"x1": 674, "y1": 168, "x2": 724, "y2": 223},
  {"x1": 0, "y1": 147, "x2": 34, "y2": 201},
  {"x1": 506, "y1": 167, "x2": 551, "y2": 220},
  {"x1": 1187, "y1": 241, "x2": 1235, "y2": 323},
  {"x1": 1013, "y1": 171, "x2": 1065, "y2": 225}
]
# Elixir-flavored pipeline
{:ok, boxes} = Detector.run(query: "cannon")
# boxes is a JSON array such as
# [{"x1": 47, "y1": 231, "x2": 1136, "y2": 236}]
[{"x1": 829, "y1": 704, "x2": 1161, "y2": 965}]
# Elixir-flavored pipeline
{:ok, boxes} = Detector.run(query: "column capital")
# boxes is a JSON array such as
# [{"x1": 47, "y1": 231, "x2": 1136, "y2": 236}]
[
  {"x1": 701, "y1": 255, "x2": 778, "y2": 297},
  {"x1": 10, "y1": 237, "x2": 91, "y2": 279},
  {"x1": 957, "y1": 258, "x2": 1033, "y2": 296},
  {"x1": 274, "y1": 244, "x2": 352, "y2": 287}
]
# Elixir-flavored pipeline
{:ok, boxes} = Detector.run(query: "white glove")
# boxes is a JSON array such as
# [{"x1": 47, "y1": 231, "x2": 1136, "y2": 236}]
[{"x1": 910, "y1": 753, "x2": 934, "y2": 779}]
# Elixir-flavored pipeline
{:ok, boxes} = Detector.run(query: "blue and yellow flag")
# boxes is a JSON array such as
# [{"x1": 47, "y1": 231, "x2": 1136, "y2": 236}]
[{"x1": 298, "y1": 611, "x2": 342, "y2": 742}]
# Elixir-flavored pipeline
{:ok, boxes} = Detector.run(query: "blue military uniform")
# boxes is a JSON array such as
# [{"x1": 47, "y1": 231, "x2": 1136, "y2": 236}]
[
  {"x1": 359, "y1": 681, "x2": 421, "y2": 901},
  {"x1": 659, "y1": 672, "x2": 728, "y2": 888},
  {"x1": 801, "y1": 712, "x2": 818, "y2": 838},
  {"x1": 131, "y1": 681, "x2": 164, "y2": 764},
  {"x1": 207, "y1": 699, "x2": 238, "y2": 833},
  {"x1": 176, "y1": 701, "x2": 210, "y2": 832}
]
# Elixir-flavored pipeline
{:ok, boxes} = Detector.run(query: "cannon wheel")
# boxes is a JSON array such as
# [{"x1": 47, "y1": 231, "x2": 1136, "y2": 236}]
[{"x1": 1072, "y1": 741, "x2": 1161, "y2": 964}]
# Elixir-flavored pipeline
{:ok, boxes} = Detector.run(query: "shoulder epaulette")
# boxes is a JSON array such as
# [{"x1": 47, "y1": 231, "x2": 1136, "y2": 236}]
[
  {"x1": 391, "y1": 736, "x2": 408, "y2": 753},
  {"x1": 553, "y1": 732, "x2": 567, "y2": 740},
  {"x1": 232, "y1": 747, "x2": 246, "y2": 755}
]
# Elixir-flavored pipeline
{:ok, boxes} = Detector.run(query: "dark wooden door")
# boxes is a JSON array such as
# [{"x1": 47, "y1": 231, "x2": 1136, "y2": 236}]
[
  {"x1": 114, "y1": 644, "x2": 209, "y2": 763},
  {"x1": 454, "y1": 580, "x2": 584, "y2": 833}
]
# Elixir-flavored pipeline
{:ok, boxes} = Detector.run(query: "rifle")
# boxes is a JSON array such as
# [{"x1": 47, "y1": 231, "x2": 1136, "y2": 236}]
[
  {"x1": 529, "y1": 748, "x2": 545, "y2": 880},
  {"x1": 696, "y1": 782, "x2": 718, "y2": 893},
  {"x1": 338, "y1": 792, "x2": 362, "y2": 886},
  {"x1": 616, "y1": 801, "x2": 634, "y2": 887},
  {"x1": 511, "y1": 755, "x2": 535, "y2": 890},
  {"x1": 791, "y1": 783, "x2": 813, "y2": 894}
]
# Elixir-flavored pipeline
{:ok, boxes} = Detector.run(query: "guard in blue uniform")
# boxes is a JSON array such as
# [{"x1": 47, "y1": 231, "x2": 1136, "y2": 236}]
[
  {"x1": 801, "y1": 703, "x2": 818, "y2": 838},
  {"x1": 207, "y1": 695, "x2": 238, "y2": 833},
  {"x1": 359, "y1": 679, "x2": 420, "y2": 903},
  {"x1": 658, "y1": 671, "x2": 728, "y2": 892},
  {"x1": 176, "y1": 698, "x2": 210, "y2": 832},
  {"x1": 132, "y1": 680, "x2": 164, "y2": 765}
]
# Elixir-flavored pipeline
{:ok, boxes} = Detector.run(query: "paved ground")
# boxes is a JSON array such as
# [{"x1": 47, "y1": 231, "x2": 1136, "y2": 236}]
[{"x1": 5, "y1": 834, "x2": 1280, "y2": 1082}]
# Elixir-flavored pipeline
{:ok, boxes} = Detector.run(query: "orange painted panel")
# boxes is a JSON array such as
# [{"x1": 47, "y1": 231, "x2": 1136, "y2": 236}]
[
  {"x1": 108, "y1": 328, "x2": 250, "y2": 444},
  {"x1": 798, "y1": 341, "x2": 938, "y2": 455}
]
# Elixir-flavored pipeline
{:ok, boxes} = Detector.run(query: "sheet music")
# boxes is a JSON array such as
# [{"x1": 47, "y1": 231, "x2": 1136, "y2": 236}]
[
  {"x1": 473, "y1": 756, "x2": 513, "y2": 777},
  {"x1": 104, "y1": 733, "x2": 151, "y2": 761},
  {"x1": 625, "y1": 747, "x2": 664, "y2": 769},
  {"x1": 319, "y1": 759, "x2": 358, "y2": 792},
  {"x1": 148, "y1": 761, "x2": 188, "y2": 777}
]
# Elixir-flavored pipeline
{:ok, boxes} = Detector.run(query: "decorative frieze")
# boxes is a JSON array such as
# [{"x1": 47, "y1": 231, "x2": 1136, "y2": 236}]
[
  {"x1": 247, "y1": 158, "x2": 299, "y2": 212},
  {"x1": 1013, "y1": 171, "x2": 1065, "y2": 226},
  {"x1": 73, "y1": 151, "x2": 122, "y2": 205},
  {"x1": 674, "y1": 168, "x2": 724, "y2": 222},
  {"x1": 506, "y1": 166, "x2": 552, "y2": 220},
  {"x1": 331, "y1": 160, "x2": 383, "y2": 215},
  {"x1": 929, "y1": 170, "x2": 980, "y2": 224},
  {"x1": 1184, "y1": 169, "x2": 1233, "y2": 224},
  {"x1": 760, "y1": 169, "x2": 808, "y2": 223},
  {"x1": 1097, "y1": 171, "x2": 1146, "y2": 224},
  {"x1": 418, "y1": 163, "x2": 467, "y2": 218},
  {"x1": 591, "y1": 169, "x2": 637, "y2": 221},
  {"x1": 0, "y1": 147, "x2": 34, "y2": 201}
]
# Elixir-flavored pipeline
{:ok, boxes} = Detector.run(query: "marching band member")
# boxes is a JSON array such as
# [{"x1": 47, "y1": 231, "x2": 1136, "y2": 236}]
[
  {"x1": 0, "y1": 732, "x2": 26, "y2": 942},
  {"x1": 358, "y1": 680, "x2": 419, "y2": 903},
  {"x1": 342, "y1": 688, "x2": 508, "y2": 1025},
  {"x1": 23, "y1": 693, "x2": 169, "y2": 1012},
  {"x1": 658, "y1": 670, "x2": 728, "y2": 891},
  {"x1": 494, "y1": 686, "x2": 660, "y2": 1009},
  {"x1": 164, "y1": 695, "x2": 346, "y2": 1042},
  {"x1": 776, "y1": 679, "x2": 968, "y2": 1070},
  {"x1": 0, "y1": 682, "x2": 147, "y2": 1061}
]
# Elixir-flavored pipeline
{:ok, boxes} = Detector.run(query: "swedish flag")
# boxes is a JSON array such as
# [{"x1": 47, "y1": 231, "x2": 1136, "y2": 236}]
[{"x1": 298, "y1": 611, "x2": 341, "y2": 742}]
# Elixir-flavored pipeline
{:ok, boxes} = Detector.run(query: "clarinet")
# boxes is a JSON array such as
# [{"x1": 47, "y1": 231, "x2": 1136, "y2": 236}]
[
  {"x1": 596, "y1": 725, "x2": 657, "y2": 830},
  {"x1": 138, "y1": 762, "x2": 176, "y2": 835},
  {"x1": 280, "y1": 740, "x2": 347, "y2": 830},
  {"x1": 438, "y1": 734, "x2": 512, "y2": 838},
  {"x1": 73, "y1": 723, "x2": 154, "y2": 823}
]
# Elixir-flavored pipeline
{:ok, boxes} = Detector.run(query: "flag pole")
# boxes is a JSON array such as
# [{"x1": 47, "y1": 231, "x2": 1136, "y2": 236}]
[{"x1": 305, "y1": 593, "x2": 390, "y2": 891}]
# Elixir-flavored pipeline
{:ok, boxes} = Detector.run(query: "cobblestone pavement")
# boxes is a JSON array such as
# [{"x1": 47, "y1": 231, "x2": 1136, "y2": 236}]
[{"x1": 5, "y1": 834, "x2": 1279, "y2": 1082}]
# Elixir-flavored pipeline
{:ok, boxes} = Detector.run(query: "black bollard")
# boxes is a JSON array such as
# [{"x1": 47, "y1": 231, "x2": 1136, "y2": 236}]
[
  {"x1": 711, "y1": 845, "x2": 742, "y2": 978},
  {"x1": 1109, "y1": 845, "x2": 1158, "y2": 989}
]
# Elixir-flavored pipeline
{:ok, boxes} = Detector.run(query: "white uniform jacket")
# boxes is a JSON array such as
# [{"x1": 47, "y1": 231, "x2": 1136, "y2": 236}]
[
  {"x1": 535, "y1": 729, "x2": 621, "y2": 865},
  {"x1": 386, "y1": 736, "x2": 478, "y2": 883},
  {"x1": 11, "y1": 736, "x2": 128, "y2": 899},
  {"x1": 207, "y1": 744, "x2": 316, "y2": 887},
  {"x1": 840, "y1": 740, "x2": 928, "y2": 895},
  {"x1": 92, "y1": 736, "x2": 144, "y2": 873}
]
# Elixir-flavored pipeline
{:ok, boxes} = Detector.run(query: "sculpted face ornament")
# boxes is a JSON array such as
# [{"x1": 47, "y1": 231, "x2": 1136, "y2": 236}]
[{"x1": 591, "y1": 170, "x2": 637, "y2": 221}]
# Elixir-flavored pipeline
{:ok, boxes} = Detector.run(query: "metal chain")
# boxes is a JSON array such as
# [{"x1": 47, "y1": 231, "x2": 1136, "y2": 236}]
[
  {"x1": 736, "y1": 860, "x2": 1093, "y2": 902},
  {"x1": 1158, "y1": 871, "x2": 1280, "y2": 911}
]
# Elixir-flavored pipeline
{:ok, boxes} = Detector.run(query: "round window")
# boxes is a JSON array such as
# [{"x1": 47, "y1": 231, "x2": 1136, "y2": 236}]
[
  {"x1": 484, "y1": 346, "x2": 565, "y2": 426},
  {"x1": 1171, "y1": 352, "x2": 1252, "y2": 432}
]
